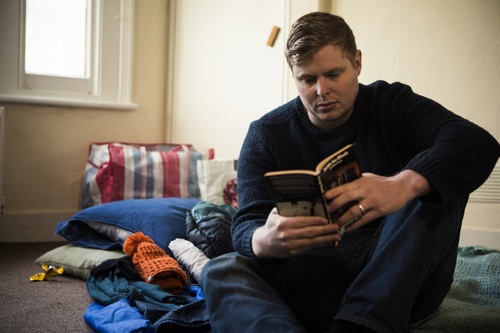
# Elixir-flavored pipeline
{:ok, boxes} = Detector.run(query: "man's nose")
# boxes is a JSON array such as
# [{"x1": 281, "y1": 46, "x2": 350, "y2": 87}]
[{"x1": 316, "y1": 77, "x2": 330, "y2": 97}]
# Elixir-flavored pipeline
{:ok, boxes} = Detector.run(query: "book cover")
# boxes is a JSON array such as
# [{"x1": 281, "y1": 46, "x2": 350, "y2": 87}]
[{"x1": 264, "y1": 143, "x2": 361, "y2": 223}]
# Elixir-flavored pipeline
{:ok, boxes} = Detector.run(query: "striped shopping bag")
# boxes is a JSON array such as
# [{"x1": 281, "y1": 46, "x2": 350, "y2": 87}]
[{"x1": 81, "y1": 142, "x2": 214, "y2": 208}]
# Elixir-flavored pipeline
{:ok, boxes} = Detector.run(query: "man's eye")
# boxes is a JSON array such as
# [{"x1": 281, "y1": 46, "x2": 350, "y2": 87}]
[{"x1": 302, "y1": 78, "x2": 316, "y2": 85}]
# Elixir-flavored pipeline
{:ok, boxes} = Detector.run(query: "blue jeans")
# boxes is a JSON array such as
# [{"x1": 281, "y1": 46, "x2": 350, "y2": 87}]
[{"x1": 200, "y1": 198, "x2": 466, "y2": 333}]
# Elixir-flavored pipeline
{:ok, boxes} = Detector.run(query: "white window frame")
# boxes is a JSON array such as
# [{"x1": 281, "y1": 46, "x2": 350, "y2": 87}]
[{"x1": 0, "y1": 0, "x2": 136, "y2": 110}]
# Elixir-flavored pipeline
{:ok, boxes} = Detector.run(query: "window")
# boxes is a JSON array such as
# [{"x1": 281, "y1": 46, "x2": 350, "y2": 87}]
[
  {"x1": 0, "y1": 0, "x2": 136, "y2": 110},
  {"x1": 25, "y1": 0, "x2": 89, "y2": 78}
]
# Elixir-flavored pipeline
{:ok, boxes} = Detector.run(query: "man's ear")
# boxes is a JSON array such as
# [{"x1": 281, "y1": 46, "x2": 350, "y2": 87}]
[{"x1": 355, "y1": 50, "x2": 362, "y2": 75}]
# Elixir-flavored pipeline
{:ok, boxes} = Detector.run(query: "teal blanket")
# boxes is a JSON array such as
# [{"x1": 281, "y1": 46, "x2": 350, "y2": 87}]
[{"x1": 411, "y1": 246, "x2": 500, "y2": 332}]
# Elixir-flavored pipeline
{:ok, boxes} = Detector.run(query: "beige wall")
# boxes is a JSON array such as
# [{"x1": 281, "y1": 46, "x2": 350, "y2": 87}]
[
  {"x1": 0, "y1": 0, "x2": 498, "y2": 241},
  {"x1": 2, "y1": 0, "x2": 168, "y2": 214}
]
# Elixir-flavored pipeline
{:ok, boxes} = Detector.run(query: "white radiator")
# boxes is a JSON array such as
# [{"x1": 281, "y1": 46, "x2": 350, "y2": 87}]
[
  {"x1": 0, "y1": 106, "x2": 4, "y2": 214},
  {"x1": 469, "y1": 162, "x2": 500, "y2": 203}
]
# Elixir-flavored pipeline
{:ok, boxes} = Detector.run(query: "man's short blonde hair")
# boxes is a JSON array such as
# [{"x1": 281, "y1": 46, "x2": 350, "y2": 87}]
[{"x1": 286, "y1": 12, "x2": 357, "y2": 69}]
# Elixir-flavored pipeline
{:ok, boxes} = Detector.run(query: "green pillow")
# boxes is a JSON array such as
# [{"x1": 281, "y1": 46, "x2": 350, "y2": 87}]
[{"x1": 35, "y1": 244, "x2": 125, "y2": 280}]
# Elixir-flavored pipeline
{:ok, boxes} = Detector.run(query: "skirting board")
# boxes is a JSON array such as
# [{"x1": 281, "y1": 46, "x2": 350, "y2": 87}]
[
  {"x1": 0, "y1": 211, "x2": 76, "y2": 243},
  {"x1": 0, "y1": 211, "x2": 499, "y2": 250},
  {"x1": 458, "y1": 227, "x2": 500, "y2": 250}
]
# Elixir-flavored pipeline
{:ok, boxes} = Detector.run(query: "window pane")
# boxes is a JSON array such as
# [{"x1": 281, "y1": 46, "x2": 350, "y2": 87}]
[{"x1": 25, "y1": 0, "x2": 89, "y2": 78}]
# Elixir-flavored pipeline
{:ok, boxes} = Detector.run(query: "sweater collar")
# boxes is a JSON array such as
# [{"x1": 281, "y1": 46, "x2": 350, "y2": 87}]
[{"x1": 293, "y1": 84, "x2": 366, "y2": 139}]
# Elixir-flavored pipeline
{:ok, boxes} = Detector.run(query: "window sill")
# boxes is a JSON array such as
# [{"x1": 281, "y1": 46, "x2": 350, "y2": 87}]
[{"x1": 0, "y1": 94, "x2": 137, "y2": 111}]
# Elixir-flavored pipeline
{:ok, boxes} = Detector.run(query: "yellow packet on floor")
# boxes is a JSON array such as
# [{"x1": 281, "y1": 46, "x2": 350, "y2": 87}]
[{"x1": 30, "y1": 264, "x2": 64, "y2": 281}]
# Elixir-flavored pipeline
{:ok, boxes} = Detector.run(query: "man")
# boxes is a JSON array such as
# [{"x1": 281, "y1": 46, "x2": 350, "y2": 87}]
[{"x1": 200, "y1": 12, "x2": 500, "y2": 333}]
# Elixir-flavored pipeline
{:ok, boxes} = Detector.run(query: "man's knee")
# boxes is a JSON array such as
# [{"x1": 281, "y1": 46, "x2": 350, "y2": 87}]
[{"x1": 201, "y1": 252, "x2": 248, "y2": 286}]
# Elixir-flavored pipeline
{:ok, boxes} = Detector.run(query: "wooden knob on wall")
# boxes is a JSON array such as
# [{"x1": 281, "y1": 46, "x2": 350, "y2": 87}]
[{"x1": 267, "y1": 26, "x2": 281, "y2": 47}]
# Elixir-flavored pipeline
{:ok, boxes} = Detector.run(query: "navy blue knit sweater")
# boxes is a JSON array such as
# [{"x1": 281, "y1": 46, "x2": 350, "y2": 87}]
[{"x1": 232, "y1": 81, "x2": 500, "y2": 257}]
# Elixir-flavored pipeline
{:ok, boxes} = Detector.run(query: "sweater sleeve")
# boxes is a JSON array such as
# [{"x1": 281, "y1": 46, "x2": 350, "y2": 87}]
[
  {"x1": 231, "y1": 120, "x2": 279, "y2": 257},
  {"x1": 376, "y1": 82, "x2": 500, "y2": 202}
]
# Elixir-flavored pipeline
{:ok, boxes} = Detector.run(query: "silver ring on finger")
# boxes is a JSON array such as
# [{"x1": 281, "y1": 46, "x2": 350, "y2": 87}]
[{"x1": 358, "y1": 203, "x2": 366, "y2": 216}]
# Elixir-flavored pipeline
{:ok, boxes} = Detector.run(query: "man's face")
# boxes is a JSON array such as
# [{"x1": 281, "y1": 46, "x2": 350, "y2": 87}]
[{"x1": 292, "y1": 45, "x2": 362, "y2": 130}]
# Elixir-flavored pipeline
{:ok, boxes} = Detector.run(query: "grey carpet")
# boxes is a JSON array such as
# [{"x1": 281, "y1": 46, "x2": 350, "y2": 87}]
[{"x1": 0, "y1": 242, "x2": 93, "y2": 333}]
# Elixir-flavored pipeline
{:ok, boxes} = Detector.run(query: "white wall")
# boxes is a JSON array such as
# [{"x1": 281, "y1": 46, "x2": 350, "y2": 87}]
[
  {"x1": 167, "y1": 0, "x2": 325, "y2": 160},
  {"x1": 335, "y1": 0, "x2": 499, "y2": 140},
  {"x1": 167, "y1": 0, "x2": 288, "y2": 160}
]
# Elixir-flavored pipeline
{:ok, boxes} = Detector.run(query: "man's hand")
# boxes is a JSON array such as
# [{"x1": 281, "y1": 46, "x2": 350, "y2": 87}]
[
  {"x1": 324, "y1": 170, "x2": 431, "y2": 232},
  {"x1": 251, "y1": 208, "x2": 341, "y2": 259}
]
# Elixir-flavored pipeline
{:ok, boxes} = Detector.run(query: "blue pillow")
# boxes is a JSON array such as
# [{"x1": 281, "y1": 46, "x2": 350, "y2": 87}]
[{"x1": 55, "y1": 198, "x2": 201, "y2": 256}]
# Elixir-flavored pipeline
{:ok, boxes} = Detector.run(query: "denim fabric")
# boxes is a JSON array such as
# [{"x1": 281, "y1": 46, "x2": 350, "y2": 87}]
[
  {"x1": 154, "y1": 299, "x2": 212, "y2": 333},
  {"x1": 201, "y1": 197, "x2": 467, "y2": 333}
]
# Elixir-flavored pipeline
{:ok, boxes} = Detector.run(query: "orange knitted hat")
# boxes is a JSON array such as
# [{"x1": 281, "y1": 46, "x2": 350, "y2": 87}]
[{"x1": 123, "y1": 232, "x2": 188, "y2": 294}]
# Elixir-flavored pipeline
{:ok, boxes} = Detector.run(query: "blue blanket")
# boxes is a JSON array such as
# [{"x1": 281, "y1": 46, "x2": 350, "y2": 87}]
[{"x1": 411, "y1": 246, "x2": 500, "y2": 332}]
